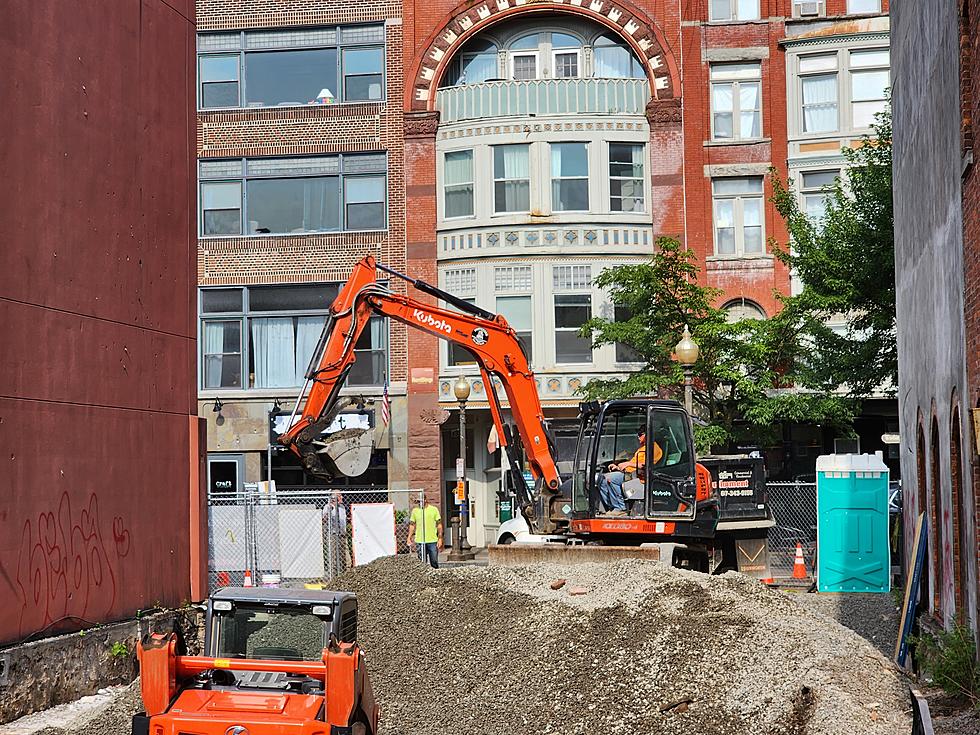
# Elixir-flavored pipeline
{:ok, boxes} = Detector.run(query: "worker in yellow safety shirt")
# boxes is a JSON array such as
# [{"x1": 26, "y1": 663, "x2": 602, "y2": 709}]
[
  {"x1": 598, "y1": 429, "x2": 663, "y2": 516},
  {"x1": 408, "y1": 494, "x2": 444, "y2": 568}
]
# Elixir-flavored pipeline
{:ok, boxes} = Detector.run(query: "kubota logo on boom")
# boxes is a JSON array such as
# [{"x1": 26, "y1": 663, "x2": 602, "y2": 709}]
[{"x1": 413, "y1": 309, "x2": 451, "y2": 335}]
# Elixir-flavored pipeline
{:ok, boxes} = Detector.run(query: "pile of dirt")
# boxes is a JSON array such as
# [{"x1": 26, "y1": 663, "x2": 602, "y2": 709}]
[{"x1": 335, "y1": 556, "x2": 912, "y2": 735}]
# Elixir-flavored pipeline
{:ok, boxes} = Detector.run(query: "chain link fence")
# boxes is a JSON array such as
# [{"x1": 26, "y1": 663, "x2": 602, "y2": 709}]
[
  {"x1": 766, "y1": 482, "x2": 817, "y2": 581},
  {"x1": 208, "y1": 487, "x2": 424, "y2": 593}
]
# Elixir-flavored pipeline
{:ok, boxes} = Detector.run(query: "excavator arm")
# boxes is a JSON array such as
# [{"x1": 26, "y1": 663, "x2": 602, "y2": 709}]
[{"x1": 279, "y1": 255, "x2": 561, "y2": 524}]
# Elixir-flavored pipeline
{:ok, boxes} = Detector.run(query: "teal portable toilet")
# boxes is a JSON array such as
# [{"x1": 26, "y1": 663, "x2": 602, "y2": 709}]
[{"x1": 815, "y1": 453, "x2": 890, "y2": 593}]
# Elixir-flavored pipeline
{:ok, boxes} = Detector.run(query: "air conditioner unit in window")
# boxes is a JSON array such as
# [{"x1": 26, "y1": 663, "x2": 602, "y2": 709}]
[{"x1": 794, "y1": 0, "x2": 824, "y2": 17}]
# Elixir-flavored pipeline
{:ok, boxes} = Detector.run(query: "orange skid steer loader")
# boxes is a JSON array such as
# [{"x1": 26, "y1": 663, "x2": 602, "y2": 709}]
[{"x1": 132, "y1": 588, "x2": 379, "y2": 735}]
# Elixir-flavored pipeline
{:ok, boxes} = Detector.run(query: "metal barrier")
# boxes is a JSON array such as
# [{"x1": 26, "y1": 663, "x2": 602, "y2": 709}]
[
  {"x1": 766, "y1": 482, "x2": 818, "y2": 581},
  {"x1": 207, "y1": 487, "x2": 424, "y2": 593}
]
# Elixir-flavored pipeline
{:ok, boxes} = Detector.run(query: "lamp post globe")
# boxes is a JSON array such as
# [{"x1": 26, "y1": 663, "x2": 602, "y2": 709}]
[
  {"x1": 453, "y1": 376, "x2": 471, "y2": 402},
  {"x1": 674, "y1": 325, "x2": 699, "y2": 416}
]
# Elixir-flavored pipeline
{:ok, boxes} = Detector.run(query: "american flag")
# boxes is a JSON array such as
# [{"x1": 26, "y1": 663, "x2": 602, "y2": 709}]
[{"x1": 381, "y1": 381, "x2": 390, "y2": 427}]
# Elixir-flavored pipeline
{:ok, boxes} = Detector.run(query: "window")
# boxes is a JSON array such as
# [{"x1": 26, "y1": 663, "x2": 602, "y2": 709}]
[
  {"x1": 800, "y1": 54, "x2": 839, "y2": 133},
  {"x1": 197, "y1": 25, "x2": 384, "y2": 109},
  {"x1": 200, "y1": 284, "x2": 388, "y2": 390},
  {"x1": 552, "y1": 33, "x2": 582, "y2": 78},
  {"x1": 800, "y1": 170, "x2": 838, "y2": 223},
  {"x1": 442, "y1": 269, "x2": 477, "y2": 367},
  {"x1": 712, "y1": 177, "x2": 764, "y2": 256},
  {"x1": 553, "y1": 265, "x2": 593, "y2": 364},
  {"x1": 593, "y1": 33, "x2": 645, "y2": 78},
  {"x1": 493, "y1": 144, "x2": 530, "y2": 213},
  {"x1": 710, "y1": 63, "x2": 762, "y2": 141},
  {"x1": 445, "y1": 39, "x2": 499, "y2": 85},
  {"x1": 444, "y1": 150, "x2": 474, "y2": 218},
  {"x1": 609, "y1": 144, "x2": 645, "y2": 212},
  {"x1": 511, "y1": 52, "x2": 538, "y2": 80},
  {"x1": 199, "y1": 154, "x2": 386, "y2": 236},
  {"x1": 551, "y1": 143, "x2": 589, "y2": 211},
  {"x1": 722, "y1": 298, "x2": 766, "y2": 322},
  {"x1": 850, "y1": 49, "x2": 890, "y2": 128},
  {"x1": 710, "y1": 0, "x2": 760, "y2": 22},
  {"x1": 847, "y1": 0, "x2": 880, "y2": 12},
  {"x1": 497, "y1": 296, "x2": 533, "y2": 364}
]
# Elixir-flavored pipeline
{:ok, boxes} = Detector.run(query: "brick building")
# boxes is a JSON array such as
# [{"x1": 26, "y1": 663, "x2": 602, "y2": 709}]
[
  {"x1": 894, "y1": 0, "x2": 980, "y2": 632},
  {"x1": 195, "y1": 0, "x2": 890, "y2": 545}
]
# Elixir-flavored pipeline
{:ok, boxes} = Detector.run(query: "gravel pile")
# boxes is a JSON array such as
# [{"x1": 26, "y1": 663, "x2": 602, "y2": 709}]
[
  {"x1": 785, "y1": 591, "x2": 900, "y2": 659},
  {"x1": 336, "y1": 556, "x2": 912, "y2": 735}
]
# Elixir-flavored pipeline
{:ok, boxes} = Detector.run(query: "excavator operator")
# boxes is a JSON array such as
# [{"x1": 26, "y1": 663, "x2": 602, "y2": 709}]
[{"x1": 597, "y1": 430, "x2": 663, "y2": 516}]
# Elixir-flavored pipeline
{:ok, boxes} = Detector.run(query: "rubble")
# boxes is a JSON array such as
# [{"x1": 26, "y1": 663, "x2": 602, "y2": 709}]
[{"x1": 336, "y1": 556, "x2": 912, "y2": 735}]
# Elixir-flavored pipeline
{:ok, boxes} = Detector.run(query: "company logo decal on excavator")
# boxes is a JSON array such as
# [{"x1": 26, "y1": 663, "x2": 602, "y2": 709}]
[
  {"x1": 225, "y1": 726, "x2": 249, "y2": 735},
  {"x1": 413, "y1": 309, "x2": 452, "y2": 335},
  {"x1": 471, "y1": 327, "x2": 489, "y2": 345}
]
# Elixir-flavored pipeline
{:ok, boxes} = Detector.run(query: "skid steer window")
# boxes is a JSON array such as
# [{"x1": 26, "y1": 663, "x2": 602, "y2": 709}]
[{"x1": 215, "y1": 605, "x2": 324, "y2": 661}]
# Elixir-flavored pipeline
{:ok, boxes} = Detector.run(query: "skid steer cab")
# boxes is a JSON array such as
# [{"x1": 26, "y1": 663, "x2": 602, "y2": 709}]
[{"x1": 132, "y1": 588, "x2": 379, "y2": 735}]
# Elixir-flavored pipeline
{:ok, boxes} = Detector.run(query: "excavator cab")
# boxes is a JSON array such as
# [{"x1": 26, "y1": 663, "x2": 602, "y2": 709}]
[{"x1": 572, "y1": 400, "x2": 699, "y2": 522}]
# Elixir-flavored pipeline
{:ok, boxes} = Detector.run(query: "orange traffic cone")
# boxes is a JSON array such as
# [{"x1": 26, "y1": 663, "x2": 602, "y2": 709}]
[
  {"x1": 243, "y1": 569, "x2": 254, "y2": 587},
  {"x1": 792, "y1": 543, "x2": 808, "y2": 580}
]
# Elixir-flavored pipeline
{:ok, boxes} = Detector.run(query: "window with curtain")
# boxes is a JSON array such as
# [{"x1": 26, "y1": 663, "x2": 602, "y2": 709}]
[
  {"x1": 200, "y1": 284, "x2": 388, "y2": 391},
  {"x1": 710, "y1": 63, "x2": 762, "y2": 140},
  {"x1": 199, "y1": 154, "x2": 386, "y2": 236},
  {"x1": 712, "y1": 177, "x2": 764, "y2": 256},
  {"x1": 850, "y1": 49, "x2": 889, "y2": 128},
  {"x1": 198, "y1": 24, "x2": 384, "y2": 109},
  {"x1": 800, "y1": 170, "x2": 838, "y2": 224},
  {"x1": 551, "y1": 142, "x2": 589, "y2": 211},
  {"x1": 800, "y1": 54, "x2": 839, "y2": 133},
  {"x1": 592, "y1": 34, "x2": 645, "y2": 78},
  {"x1": 493, "y1": 144, "x2": 530, "y2": 213},
  {"x1": 444, "y1": 150, "x2": 474, "y2": 218},
  {"x1": 609, "y1": 143, "x2": 645, "y2": 212}
]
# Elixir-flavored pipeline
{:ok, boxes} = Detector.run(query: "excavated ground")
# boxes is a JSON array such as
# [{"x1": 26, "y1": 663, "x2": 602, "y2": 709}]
[
  {"x1": 334, "y1": 556, "x2": 911, "y2": 735},
  {"x1": 5, "y1": 556, "x2": 916, "y2": 735}
]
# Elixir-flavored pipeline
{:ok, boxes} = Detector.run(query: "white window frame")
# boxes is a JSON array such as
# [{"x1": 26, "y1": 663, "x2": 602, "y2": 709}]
[
  {"x1": 552, "y1": 265, "x2": 594, "y2": 365},
  {"x1": 847, "y1": 0, "x2": 881, "y2": 14},
  {"x1": 849, "y1": 49, "x2": 890, "y2": 131},
  {"x1": 607, "y1": 142, "x2": 646, "y2": 214},
  {"x1": 711, "y1": 178, "x2": 765, "y2": 257},
  {"x1": 799, "y1": 53, "x2": 840, "y2": 136},
  {"x1": 709, "y1": 63, "x2": 763, "y2": 141},
  {"x1": 509, "y1": 51, "x2": 539, "y2": 81},
  {"x1": 550, "y1": 142, "x2": 590, "y2": 213},
  {"x1": 799, "y1": 169, "x2": 839, "y2": 224},
  {"x1": 551, "y1": 48, "x2": 581, "y2": 79},
  {"x1": 709, "y1": 0, "x2": 761, "y2": 22},
  {"x1": 492, "y1": 143, "x2": 531, "y2": 214},
  {"x1": 442, "y1": 149, "x2": 475, "y2": 220}
]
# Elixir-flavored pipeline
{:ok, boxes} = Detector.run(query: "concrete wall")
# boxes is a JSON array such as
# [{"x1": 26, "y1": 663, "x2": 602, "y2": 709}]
[
  {"x1": 0, "y1": 1, "x2": 202, "y2": 644},
  {"x1": 892, "y1": 0, "x2": 977, "y2": 628}
]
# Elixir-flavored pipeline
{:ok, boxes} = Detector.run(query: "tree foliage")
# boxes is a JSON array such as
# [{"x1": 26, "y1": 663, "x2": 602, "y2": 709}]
[
  {"x1": 770, "y1": 110, "x2": 894, "y2": 396},
  {"x1": 580, "y1": 238, "x2": 856, "y2": 452}
]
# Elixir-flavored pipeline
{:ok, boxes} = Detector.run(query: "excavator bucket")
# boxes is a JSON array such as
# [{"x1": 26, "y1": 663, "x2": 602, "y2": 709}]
[{"x1": 314, "y1": 427, "x2": 374, "y2": 477}]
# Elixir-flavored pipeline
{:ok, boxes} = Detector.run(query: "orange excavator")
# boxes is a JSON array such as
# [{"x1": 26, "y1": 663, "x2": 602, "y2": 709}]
[{"x1": 279, "y1": 254, "x2": 721, "y2": 567}]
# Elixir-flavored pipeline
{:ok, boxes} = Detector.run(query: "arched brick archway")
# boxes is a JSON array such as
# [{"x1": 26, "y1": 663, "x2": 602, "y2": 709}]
[{"x1": 405, "y1": 0, "x2": 681, "y2": 111}]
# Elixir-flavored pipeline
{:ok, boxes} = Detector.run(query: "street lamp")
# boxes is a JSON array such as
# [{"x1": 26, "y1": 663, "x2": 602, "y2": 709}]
[
  {"x1": 448, "y1": 376, "x2": 476, "y2": 561},
  {"x1": 674, "y1": 325, "x2": 699, "y2": 416}
]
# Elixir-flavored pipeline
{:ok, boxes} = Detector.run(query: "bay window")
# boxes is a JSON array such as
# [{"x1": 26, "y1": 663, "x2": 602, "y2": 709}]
[
  {"x1": 197, "y1": 24, "x2": 384, "y2": 110},
  {"x1": 199, "y1": 154, "x2": 386, "y2": 236},
  {"x1": 200, "y1": 284, "x2": 388, "y2": 390},
  {"x1": 609, "y1": 144, "x2": 645, "y2": 212}
]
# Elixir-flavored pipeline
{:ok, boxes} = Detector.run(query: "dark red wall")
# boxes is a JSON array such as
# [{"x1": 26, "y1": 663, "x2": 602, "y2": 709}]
[{"x1": 0, "y1": 0, "x2": 200, "y2": 644}]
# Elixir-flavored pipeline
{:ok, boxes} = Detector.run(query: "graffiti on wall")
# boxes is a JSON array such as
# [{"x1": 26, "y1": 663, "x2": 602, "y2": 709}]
[{"x1": 8, "y1": 492, "x2": 131, "y2": 639}]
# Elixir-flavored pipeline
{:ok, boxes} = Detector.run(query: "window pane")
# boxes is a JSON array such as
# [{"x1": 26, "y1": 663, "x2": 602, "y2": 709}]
[
  {"x1": 203, "y1": 181, "x2": 242, "y2": 209},
  {"x1": 610, "y1": 178, "x2": 644, "y2": 212},
  {"x1": 800, "y1": 54, "x2": 838, "y2": 73},
  {"x1": 458, "y1": 52, "x2": 498, "y2": 84},
  {"x1": 251, "y1": 316, "x2": 298, "y2": 388},
  {"x1": 743, "y1": 226, "x2": 763, "y2": 253},
  {"x1": 345, "y1": 74, "x2": 383, "y2": 101},
  {"x1": 714, "y1": 112, "x2": 734, "y2": 139},
  {"x1": 246, "y1": 176, "x2": 340, "y2": 234},
  {"x1": 445, "y1": 150, "x2": 473, "y2": 185},
  {"x1": 802, "y1": 74, "x2": 838, "y2": 133},
  {"x1": 553, "y1": 145, "x2": 586, "y2": 188},
  {"x1": 344, "y1": 47, "x2": 383, "y2": 75},
  {"x1": 712, "y1": 83, "x2": 734, "y2": 112},
  {"x1": 494, "y1": 144, "x2": 529, "y2": 178},
  {"x1": 201, "y1": 55, "x2": 239, "y2": 82},
  {"x1": 554, "y1": 52, "x2": 579, "y2": 78},
  {"x1": 593, "y1": 43, "x2": 643, "y2": 79},
  {"x1": 554, "y1": 294, "x2": 591, "y2": 327},
  {"x1": 497, "y1": 296, "x2": 532, "y2": 331},
  {"x1": 713, "y1": 177, "x2": 763, "y2": 195},
  {"x1": 609, "y1": 144, "x2": 644, "y2": 176},
  {"x1": 343, "y1": 48, "x2": 384, "y2": 100},
  {"x1": 853, "y1": 100, "x2": 886, "y2": 128},
  {"x1": 445, "y1": 185, "x2": 474, "y2": 218},
  {"x1": 249, "y1": 284, "x2": 337, "y2": 312},
  {"x1": 556, "y1": 332, "x2": 592, "y2": 363},
  {"x1": 552, "y1": 33, "x2": 581, "y2": 48},
  {"x1": 850, "y1": 49, "x2": 889, "y2": 68},
  {"x1": 847, "y1": 0, "x2": 880, "y2": 13},
  {"x1": 204, "y1": 210, "x2": 242, "y2": 235},
  {"x1": 202, "y1": 82, "x2": 240, "y2": 108},
  {"x1": 347, "y1": 202, "x2": 385, "y2": 230},
  {"x1": 494, "y1": 181, "x2": 530, "y2": 212},
  {"x1": 852, "y1": 69, "x2": 889, "y2": 101},
  {"x1": 710, "y1": 63, "x2": 760, "y2": 80},
  {"x1": 512, "y1": 54, "x2": 537, "y2": 80},
  {"x1": 614, "y1": 305, "x2": 642, "y2": 363},
  {"x1": 345, "y1": 176, "x2": 385, "y2": 203},
  {"x1": 804, "y1": 193, "x2": 829, "y2": 222},
  {"x1": 202, "y1": 288, "x2": 243, "y2": 313},
  {"x1": 511, "y1": 34, "x2": 539, "y2": 50},
  {"x1": 716, "y1": 227, "x2": 736, "y2": 254},
  {"x1": 711, "y1": 0, "x2": 732, "y2": 20},
  {"x1": 742, "y1": 197, "x2": 762, "y2": 227},
  {"x1": 203, "y1": 321, "x2": 242, "y2": 388},
  {"x1": 553, "y1": 179, "x2": 589, "y2": 211},
  {"x1": 801, "y1": 170, "x2": 838, "y2": 188},
  {"x1": 244, "y1": 49, "x2": 338, "y2": 107},
  {"x1": 736, "y1": 0, "x2": 759, "y2": 20},
  {"x1": 714, "y1": 198, "x2": 735, "y2": 227}
]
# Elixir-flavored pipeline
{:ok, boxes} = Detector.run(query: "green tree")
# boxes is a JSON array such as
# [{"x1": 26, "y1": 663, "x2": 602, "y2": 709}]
[
  {"x1": 770, "y1": 110, "x2": 894, "y2": 397},
  {"x1": 580, "y1": 237, "x2": 856, "y2": 453}
]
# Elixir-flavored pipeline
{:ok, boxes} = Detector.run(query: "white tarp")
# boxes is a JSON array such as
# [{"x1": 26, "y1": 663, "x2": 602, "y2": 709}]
[
  {"x1": 209, "y1": 506, "x2": 247, "y2": 571},
  {"x1": 275, "y1": 505, "x2": 324, "y2": 579},
  {"x1": 351, "y1": 503, "x2": 396, "y2": 566}
]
